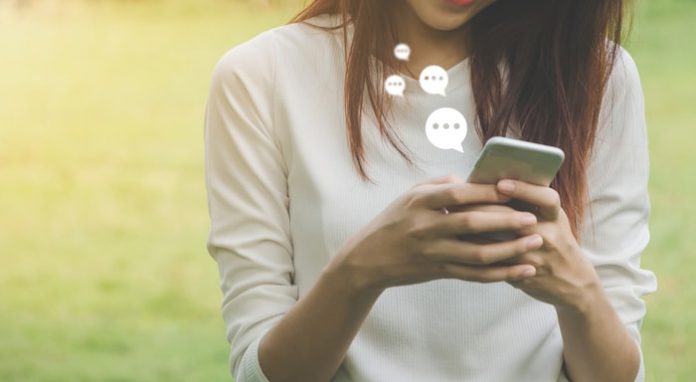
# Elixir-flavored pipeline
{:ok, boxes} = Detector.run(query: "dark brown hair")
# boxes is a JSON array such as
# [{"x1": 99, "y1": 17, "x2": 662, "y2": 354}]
[{"x1": 291, "y1": 0, "x2": 631, "y2": 238}]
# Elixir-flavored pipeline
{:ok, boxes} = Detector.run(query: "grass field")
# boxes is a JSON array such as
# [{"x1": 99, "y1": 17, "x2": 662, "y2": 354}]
[{"x1": 1, "y1": 0, "x2": 694, "y2": 380}]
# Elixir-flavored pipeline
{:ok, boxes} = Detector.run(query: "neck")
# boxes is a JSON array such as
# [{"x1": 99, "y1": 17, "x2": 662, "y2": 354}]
[{"x1": 393, "y1": 5, "x2": 471, "y2": 77}]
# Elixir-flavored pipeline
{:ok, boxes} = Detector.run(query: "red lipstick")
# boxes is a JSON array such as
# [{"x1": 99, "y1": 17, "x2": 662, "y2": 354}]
[{"x1": 446, "y1": 0, "x2": 475, "y2": 6}]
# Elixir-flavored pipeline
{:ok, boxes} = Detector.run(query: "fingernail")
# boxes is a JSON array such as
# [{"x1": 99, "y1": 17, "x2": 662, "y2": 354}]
[
  {"x1": 498, "y1": 180, "x2": 515, "y2": 193},
  {"x1": 526, "y1": 234, "x2": 543, "y2": 249},
  {"x1": 521, "y1": 267, "x2": 536, "y2": 278},
  {"x1": 520, "y1": 214, "x2": 537, "y2": 226}
]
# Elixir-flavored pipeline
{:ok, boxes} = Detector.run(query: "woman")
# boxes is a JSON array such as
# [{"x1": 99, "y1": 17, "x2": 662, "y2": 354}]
[{"x1": 204, "y1": 0, "x2": 657, "y2": 381}]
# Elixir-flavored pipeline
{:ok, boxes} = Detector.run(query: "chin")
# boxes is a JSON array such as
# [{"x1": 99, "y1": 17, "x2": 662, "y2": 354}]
[
  {"x1": 422, "y1": 11, "x2": 473, "y2": 31},
  {"x1": 406, "y1": 0, "x2": 495, "y2": 31}
]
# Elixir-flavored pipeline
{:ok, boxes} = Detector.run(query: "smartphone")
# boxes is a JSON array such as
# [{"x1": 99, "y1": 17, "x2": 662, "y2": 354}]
[
  {"x1": 467, "y1": 136, "x2": 565, "y2": 187},
  {"x1": 459, "y1": 137, "x2": 565, "y2": 242}
]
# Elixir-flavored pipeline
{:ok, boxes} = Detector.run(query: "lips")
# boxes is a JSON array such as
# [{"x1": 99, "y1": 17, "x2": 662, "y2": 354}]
[{"x1": 446, "y1": 0, "x2": 475, "y2": 6}]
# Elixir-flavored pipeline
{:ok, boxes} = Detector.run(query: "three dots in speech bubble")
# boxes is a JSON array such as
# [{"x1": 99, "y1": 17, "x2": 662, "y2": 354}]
[
  {"x1": 385, "y1": 44, "x2": 449, "y2": 97},
  {"x1": 384, "y1": 43, "x2": 468, "y2": 153}
]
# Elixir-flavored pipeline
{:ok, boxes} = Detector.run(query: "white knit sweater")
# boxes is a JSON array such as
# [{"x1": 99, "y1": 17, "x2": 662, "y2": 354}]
[{"x1": 203, "y1": 14, "x2": 657, "y2": 382}]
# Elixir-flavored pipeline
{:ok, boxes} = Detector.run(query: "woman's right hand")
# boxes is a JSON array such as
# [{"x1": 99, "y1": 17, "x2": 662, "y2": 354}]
[{"x1": 332, "y1": 174, "x2": 543, "y2": 295}]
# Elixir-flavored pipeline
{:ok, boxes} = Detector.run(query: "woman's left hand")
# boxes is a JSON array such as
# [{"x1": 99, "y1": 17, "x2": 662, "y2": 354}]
[{"x1": 495, "y1": 179, "x2": 603, "y2": 312}]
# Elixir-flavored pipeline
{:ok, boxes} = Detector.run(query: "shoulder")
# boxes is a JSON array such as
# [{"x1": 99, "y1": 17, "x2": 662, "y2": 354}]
[
  {"x1": 604, "y1": 43, "x2": 643, "y2": 104},
  {"x1": 590, "y1": 44, "x2": 648, "y2": 170},
  {"x1": 596, "y1": 44, "x2": 646, "y2": 140},
  {"x1": 211, "y1": 13, "x2": 344, "y2": 87},
  {"x1": 209, "y1": 28, "x2": 276, "y2": 92}
]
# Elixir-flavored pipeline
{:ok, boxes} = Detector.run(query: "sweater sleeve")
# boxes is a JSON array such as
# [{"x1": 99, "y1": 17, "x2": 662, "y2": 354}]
[
  {"x1": 580, "y1": 47, "x2": 658, "y2": 382},
  {"x1": 203, "y1": 30, "x2": 297, "y2": 381}
]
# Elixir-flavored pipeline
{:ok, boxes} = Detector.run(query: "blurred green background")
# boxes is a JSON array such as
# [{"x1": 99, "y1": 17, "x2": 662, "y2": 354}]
[{"x1": 0, "y1": 0, "x2": 693, "y2": 380}]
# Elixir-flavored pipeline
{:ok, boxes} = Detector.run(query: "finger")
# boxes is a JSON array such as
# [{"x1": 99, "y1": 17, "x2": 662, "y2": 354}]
[
  {"x1": 496, "y1": 180, "x2": 561, "y2": 219},
  {"x1": 450, "y1": 203, "x2": 518, "y2": 214},
  {"x1": 433, "y1": 210, "x2": 538, "y2": 236},
  {"x1": 415, "y1": 182, "x2": 511, "y2": 211},
  {"x1": 413, "y1": 173, "x2": 463, "y2": 187},
  {"x1": 422, "y1": 234, "x2": 544, "y2": 265},
  {"x1": 439, "y1": 262, "x2": 537, "y2": 283}
]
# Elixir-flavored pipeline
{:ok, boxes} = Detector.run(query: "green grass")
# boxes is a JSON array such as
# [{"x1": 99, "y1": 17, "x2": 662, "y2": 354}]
[
  {"x1": 0, "y1": 1, "x2": 300, "y2": 380},
  {"x1": 629, "y1": 1, "x2": 696, "y2": 380},
  {"x1": 0, "y1": 0, "x2": 694, "y2": 380}
]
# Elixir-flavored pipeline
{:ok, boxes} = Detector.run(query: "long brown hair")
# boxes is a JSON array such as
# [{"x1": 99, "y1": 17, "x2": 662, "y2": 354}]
[{"x1": 291, "y1": 0, "x2": 631, "y2": 238}]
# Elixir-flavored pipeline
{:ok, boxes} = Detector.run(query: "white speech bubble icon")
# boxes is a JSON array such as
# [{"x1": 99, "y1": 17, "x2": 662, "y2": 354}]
[
  {"x1": 394, "y1": 43, "x2": 411, "y2": 61},
  {"x1": 425, "y1": 107, "x2": 468, "y2": 152},
  {"x1": 419, "y1": 65, "x2": 448, "y2": 96},
  {"x1": 385, "y1": 74, "x2": 405, "y2": 97}
]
